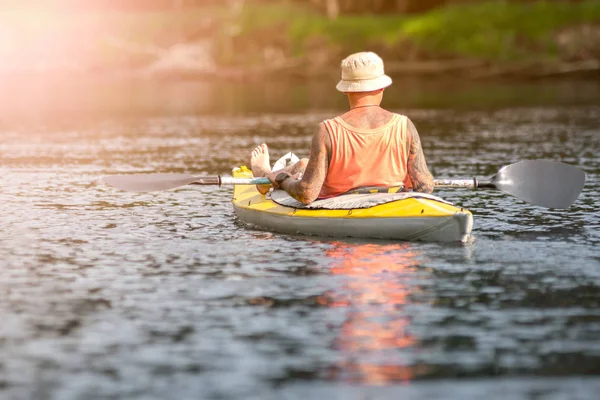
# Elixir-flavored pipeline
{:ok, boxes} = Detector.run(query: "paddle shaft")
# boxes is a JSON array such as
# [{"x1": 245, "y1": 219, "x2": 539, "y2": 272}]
[
  {"x1": 213, "y1": 176, "x2": 489, "y2": 189},
  {"x1": 433, "y1": 178, "x2": 496, "y2": 189},
  {"x1": 105, "y1": 174, "x2": 491, "y2": 189},
  {"x1": 193, "y1": 176, "x2": 272, "y2": 186}
]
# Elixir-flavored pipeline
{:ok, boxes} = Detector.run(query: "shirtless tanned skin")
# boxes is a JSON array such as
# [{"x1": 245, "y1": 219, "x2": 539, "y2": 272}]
[{"x1": 250, "y1": 52, "x2": 434, "y2": 205}]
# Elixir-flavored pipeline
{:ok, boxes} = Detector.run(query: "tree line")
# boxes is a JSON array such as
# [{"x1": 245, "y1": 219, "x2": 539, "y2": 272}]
[
  {"x1": 300, "y1": 0, "x2": 586, "y2": 16},
  {"x1": 9, "y1": 0, "x2": 585, "y2": 16}
]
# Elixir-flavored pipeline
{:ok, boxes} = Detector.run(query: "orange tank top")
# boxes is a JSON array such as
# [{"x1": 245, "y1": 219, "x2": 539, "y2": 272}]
[{"x1": 319, "y1": 113, "x2": 410, "y2": 199}]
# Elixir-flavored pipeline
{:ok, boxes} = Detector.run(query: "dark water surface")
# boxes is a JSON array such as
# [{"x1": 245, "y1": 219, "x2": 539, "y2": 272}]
[{"x1": 1, "y1": 77, "x2": 599, "y2": 399}]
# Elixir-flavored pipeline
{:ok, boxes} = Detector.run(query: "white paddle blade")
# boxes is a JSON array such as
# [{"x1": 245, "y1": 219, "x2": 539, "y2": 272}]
[
  {"x1": 494, "y1": 160, "x2": 586, "y2": 209},
  {"x1": 103, "y1": 173, "x2": 199, "y2": 192}
]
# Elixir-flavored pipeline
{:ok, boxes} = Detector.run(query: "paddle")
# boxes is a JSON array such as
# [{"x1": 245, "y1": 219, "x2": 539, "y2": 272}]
[
  {"x1": 433, "y1": 160, "x2": 586, "y2": 209},
  {"x1": 102, "y1": 174, "x2": 270, "y2": 193},
  {"x1": 102, "y1": 160, "x2": 586, "y2": 209}
]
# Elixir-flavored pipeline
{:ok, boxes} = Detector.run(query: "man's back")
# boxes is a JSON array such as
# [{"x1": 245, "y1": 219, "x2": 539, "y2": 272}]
[{"x1": 319, "y1": 109, "x2": 411, "y2": 198}]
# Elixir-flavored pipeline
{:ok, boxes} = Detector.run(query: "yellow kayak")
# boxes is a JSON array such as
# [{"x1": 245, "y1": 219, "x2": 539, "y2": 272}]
[{"x1": 231, "y1": 166, "x2": 473, "y2": 242}]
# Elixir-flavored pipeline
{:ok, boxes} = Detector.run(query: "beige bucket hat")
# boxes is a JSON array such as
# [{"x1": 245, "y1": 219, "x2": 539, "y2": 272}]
[{"x1": 336, "y1": 52, "x2": 393, "y2": 93}]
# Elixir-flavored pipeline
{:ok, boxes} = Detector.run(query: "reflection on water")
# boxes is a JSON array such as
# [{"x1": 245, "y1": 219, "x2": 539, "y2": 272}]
[
  {"x1": 1, "y1": 78, "x2": 599, "y2": 399},
  {"x1": 322, "y1": 242, "x2": 422, "y2": 384}
]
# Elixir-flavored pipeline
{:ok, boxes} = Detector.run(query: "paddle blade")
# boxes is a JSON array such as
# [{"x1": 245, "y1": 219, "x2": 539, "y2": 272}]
[
  {"x1": 492, "y1": 160, "x2": 586, "y2": 209},
  {"x1": 103, "y1": 173, "x2": 200, "y2": 192}
]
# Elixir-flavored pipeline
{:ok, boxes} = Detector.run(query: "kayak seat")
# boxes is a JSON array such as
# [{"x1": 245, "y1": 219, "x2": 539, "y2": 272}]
[{"x1": 269, "y1": 190, "x2": 452, "y2": 210}]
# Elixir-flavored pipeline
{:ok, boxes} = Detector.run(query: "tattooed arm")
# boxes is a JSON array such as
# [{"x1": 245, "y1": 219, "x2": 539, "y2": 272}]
[
  {"x1": 270, "y1": 123, "x2": 330, "y2": 205},
  {"x1": 406, "y1": 118, "x2": 434, "y2": 193}
]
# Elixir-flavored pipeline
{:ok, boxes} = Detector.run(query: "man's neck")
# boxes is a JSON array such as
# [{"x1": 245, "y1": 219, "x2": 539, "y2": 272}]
[
  {"x1": 350, "y1": 104, "x2": 380, "y2": 110},
  {"x1": 347, "y1": 92, "x2": 383, "y2": 109}
]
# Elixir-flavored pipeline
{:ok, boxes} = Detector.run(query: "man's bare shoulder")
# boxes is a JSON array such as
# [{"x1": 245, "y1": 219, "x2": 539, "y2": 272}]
[
  {"x1": 315, "y1": 122, "x2": 331, "y2": 150},
  {"x1": 404, "y1": 117, "x2": 420, "y2": 139},
  {"x1": 317, "y1": 121, "x2": 329, "y2": 133}
]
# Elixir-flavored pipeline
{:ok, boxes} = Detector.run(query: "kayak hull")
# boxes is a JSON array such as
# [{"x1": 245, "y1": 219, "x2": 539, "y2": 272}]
[
  {"x1": 231, "y1": 168, "x2": 473, "y2": 243},
  {"x1": 234, "y1": 206, "x2": 472, "y2": 242}
]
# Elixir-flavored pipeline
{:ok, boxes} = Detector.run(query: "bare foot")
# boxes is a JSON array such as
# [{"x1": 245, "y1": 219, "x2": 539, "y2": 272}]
[{"x1": 250, "y1": 143, "x2": 272, "y2": 195}]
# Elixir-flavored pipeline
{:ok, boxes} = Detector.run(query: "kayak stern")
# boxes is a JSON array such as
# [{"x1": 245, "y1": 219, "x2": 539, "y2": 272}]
[{"x1": 231, "y1": 167, "x2": 473, "y2": 243}]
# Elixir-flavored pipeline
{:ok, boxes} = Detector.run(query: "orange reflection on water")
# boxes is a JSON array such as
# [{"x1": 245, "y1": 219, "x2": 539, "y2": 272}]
[{"x1": 321, "y1": 241, "x2": 427, "y2": 384}]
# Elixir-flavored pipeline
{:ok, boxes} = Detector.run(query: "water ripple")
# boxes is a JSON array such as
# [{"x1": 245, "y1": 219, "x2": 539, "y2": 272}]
[{"x1": 1, "y1": 85, "x2": 599, "y2": 399}]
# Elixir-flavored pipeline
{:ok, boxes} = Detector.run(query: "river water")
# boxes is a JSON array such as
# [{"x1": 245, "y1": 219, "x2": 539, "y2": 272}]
[{"x1": 1, "y1": 77, "x2": 599, "y2": 399}]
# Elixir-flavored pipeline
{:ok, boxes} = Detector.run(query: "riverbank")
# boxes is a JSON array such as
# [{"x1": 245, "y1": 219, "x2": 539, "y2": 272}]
[
  {"x1": 1, "y1": 1, "x2": 599, "y2": 80},
  {"x1": 222, "y1": 0, "x2": 600, "y2": 80}
]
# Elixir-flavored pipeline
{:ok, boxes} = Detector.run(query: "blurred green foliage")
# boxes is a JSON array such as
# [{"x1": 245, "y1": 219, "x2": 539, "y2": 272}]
[
  {"x1": 402, "y1": 0, "x2": 600, "y2": 60},
  {"x1": 7, "y1": 0, "x2": 598, "y2": 70},
  {"x1": 234, "y1": 0, "x2": 600, "y2": 61}
]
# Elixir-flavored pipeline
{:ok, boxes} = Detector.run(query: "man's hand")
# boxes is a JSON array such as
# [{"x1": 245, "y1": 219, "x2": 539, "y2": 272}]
[{"x1": 267, "y1": 171, "x2": 302, "y2": 190}]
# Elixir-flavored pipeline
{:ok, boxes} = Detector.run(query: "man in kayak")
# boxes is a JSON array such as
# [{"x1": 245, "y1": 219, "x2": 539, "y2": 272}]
[{"x1": 251, "y1": 51, "x2": 434, "y2": 205}]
